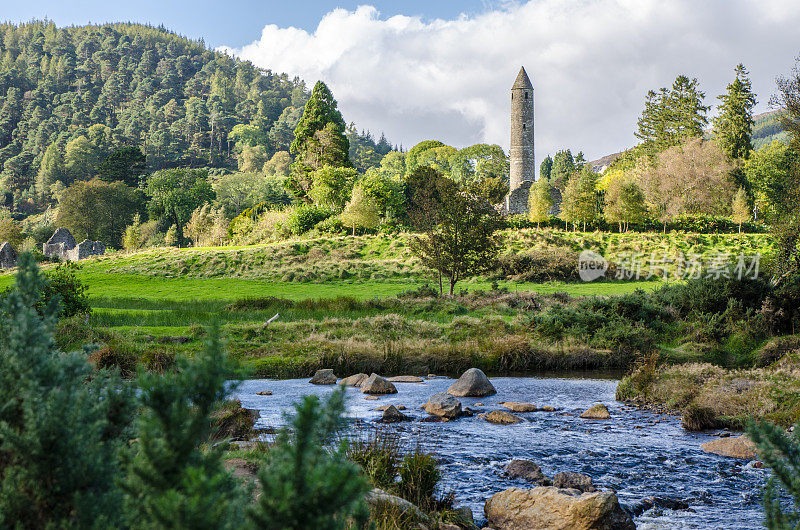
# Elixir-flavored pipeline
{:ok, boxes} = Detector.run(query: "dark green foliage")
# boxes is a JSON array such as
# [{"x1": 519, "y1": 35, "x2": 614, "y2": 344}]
[
  {"x1": 249, "y1": 387, "x2": 370, "y2": 530},
  {"x1": 636, "y1": 75, "x2": 709, "y2": 155},
  {"x1": 534, "y1": 290, "x2": 674, "y2": 353},
  {"x1": 540, "y1": 155, "x2": 553, "y2": 181},
  {"x1": 285, "y1": 203, "x2": 335, "y2": 235},
  {"x1": 288, "y1": 81, "x2": 351, "y2": 199},
  {"x1": 652, "y1": 275, "x2": 771, "y2": 316},
  {"x1": 681, "y1": 403, "x2": 718, "y2": 431},
  {"x1": 409, "y1": 175, "x2": 501, "y2": 295},
  {"x1": 713, "y1": 64, "x2": 757, "y2": 160},
  {"x1": 122, "y1": 322, "x2": 248, "y2": 529},
  {"x1": 747, "y1": 420, "x2": 800, "y2": 528},
  {"x1": 0, "y1": 20, "x2": 306, "y2": 209},
  {"x1": 98, "y1": 146, "x2": 147, "y2": 187},
  {"x1": 397, "y1": 449, "x2": 441, "y2": 511},
  {"x1": 0, "y1": 253, "x2": 137, "y2": 527},
  {"x1": 146, "y1": 168, "x2": 215, "y2": 242},
  {"x1": 56, "y1": 178, "x2": 145, "y2": 245},
  {"x1": 42, "y1": 261, "x2": 91, "y2": 317}
]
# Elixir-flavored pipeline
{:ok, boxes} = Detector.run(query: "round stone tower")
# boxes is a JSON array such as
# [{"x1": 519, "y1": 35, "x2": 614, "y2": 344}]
[{"x1": 506, "y1": 66, "x2": 534, "y2": 214}]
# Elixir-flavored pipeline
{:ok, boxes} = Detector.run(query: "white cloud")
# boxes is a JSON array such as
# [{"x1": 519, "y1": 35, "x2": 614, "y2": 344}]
[{"x1": 220, "y1": 1, "x2": 800, "y2": 171}]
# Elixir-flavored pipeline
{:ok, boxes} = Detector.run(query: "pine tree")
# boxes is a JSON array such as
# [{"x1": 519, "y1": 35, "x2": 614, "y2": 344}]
[
  {"x1": 527, "y1": 178, "x2": 553, "y2": 227},
  {"x1": 288, "y1": 81, "x2": 351, "y2": 199},
  {"x1": 714, "y1": 64, "x2": 757, "y2": 160},
  {"x1": 0, "y1": 253, "x2": 136, "y2": 527},
  {"x1": 290, "y1": 81, "x2": 349, "y2": 167},
  {"x1": 668, "y1": 75, "x2": 709, "y2": 140},
  {"x1": 249, "y1": 387, "x2": 370, "y2": 529},
  {"x1": 122, "y1": 322, "x2": 249, "y2": 529},
  {"x1": 747, "y1": 420, "x2": 800, "y2": 528},
  {"x1": 36, "y1": 143, "x2": 65, "y2": 204},
  {"x1": 539, "y1": 155, "x2": 553, "y2": 181}
]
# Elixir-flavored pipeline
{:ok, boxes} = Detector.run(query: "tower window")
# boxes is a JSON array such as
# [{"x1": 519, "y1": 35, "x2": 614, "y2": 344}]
[
  {"x1": 525, "y1": 92, "x2": 529, "y2": 99},
  {"x1": 522, "y1": 124, "x2": 526, "y2": 130}
]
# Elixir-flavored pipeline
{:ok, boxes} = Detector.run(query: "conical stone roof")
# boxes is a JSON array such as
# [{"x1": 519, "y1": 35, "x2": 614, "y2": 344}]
[{"x1": 512, "y1": 66, "x2": 533, "y2": 90}]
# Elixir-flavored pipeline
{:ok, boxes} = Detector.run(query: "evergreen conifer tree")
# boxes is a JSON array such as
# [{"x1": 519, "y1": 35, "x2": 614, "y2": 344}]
[
  {"x1": 0, "y1": 253, "x2": 136, "y2": 528},
  {"x1": 249, "y1": 387, "x2": 370, "y2": 529},
  {"x1": 122, "y1": 322, "x2": 249, "y2": 529},
  {"x1": 289, "y1": 81, "x2": 351, "y2": 199},
  {"x1": 748, "y1": 420, "x2": 800, "y2": 529},
  {"x1": 714, "y1": 64, "x2": 757, "y2": 160}
]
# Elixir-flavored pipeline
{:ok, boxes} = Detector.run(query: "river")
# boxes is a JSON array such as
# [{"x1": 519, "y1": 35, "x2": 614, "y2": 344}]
[{"x1": 233, "y1": 375, "x2": 767, "y2": 529}]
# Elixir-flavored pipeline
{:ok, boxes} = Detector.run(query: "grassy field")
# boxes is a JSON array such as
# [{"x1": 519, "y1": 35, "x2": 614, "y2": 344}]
[{"x1": 0, "y1": 228, "x2": 775, "y2": 380}]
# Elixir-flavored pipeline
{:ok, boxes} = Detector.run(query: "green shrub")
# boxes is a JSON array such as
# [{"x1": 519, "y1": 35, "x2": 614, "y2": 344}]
[
  {"x1": 315, "y1": 216, "x2": 345, "y2": 234},
  {"x1": 122, "y1": 323, "x2": 249, "y2": 528},
  {"x1": 653, "y1": 275, "x2": 772, "y2": 316},
  {"x1": 498, "y1": 247, "x2": 580, "y2": 282},
  {"x1": 0, "y1": 254, "x2": 137, "y2": 527},
  {"x1": 285, "y1": 204, "x2": 336, "y2": 235},
  {"x1": 747, "y1": 420, "x2": 800, "y2": 528},
  {"x1": 42, "y1": 261, "x2": 91, "y2": 317}
]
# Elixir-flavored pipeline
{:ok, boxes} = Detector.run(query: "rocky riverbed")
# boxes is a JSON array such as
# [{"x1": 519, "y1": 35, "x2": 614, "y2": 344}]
[{"x1": 233, "y1": 374, "x2": 768, "y2": 529}]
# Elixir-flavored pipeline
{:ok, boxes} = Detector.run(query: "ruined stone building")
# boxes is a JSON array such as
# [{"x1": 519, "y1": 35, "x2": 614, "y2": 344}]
[
  {"x1": 0, "y1": 242, "x2": 16, "y2": 269},
  {"x1": 42, "y1": 228, "x2": 105, "y2": 262},
  {"x1": 505, "y1": 66, "x2": 535, "y2": 215}
]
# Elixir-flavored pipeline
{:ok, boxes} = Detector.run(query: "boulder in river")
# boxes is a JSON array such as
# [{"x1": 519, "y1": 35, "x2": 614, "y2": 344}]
[
  {"x1": 484, "y1": 486, "x2": 635, "y2": 530},
  {"x1": 447, "y1": 368, "x2": 497, "y2": 397},
  {"x1": 484, "y1": 410, "x2": 523, "y2": 425},
  {"x1": 504, "y1": 459, "x2": 551, "y2": 485},
  {"x1": 378, "y1": 405, "x2": 410, "y2": 423},
  {"x1": 580, "y1": 403, "x2": 610, "y2": 419},
  {"x1": 361, "y1": 373, "x2": 398, "y2": 394},
  {"x1": 387, "y1": 375, "x2": 424, "y2": 383},
  {"x1": 423, "y1": 392, "x2": 462, "y2": 419},
  {"x1": 376, "y1": 404, "x2": 406, "y2": 411},
  {"x1": 502, "y1": 402, "x2": 538, "y2": 412},
  {"x1": 553, "y1": 471, "x2": 596, "y2": 492},
  {"x1": 255, "y1": 390, "x2": 272, "y2": 396},
  {"x1": 309, "y1": 369, "x2": 337, "y2": 385},
  {"x1": 701, "y1": 435, "x2": 757, "y2": 459},
  {"x1": 340, "y1": 373, "x2": 368, "y2": 387}
]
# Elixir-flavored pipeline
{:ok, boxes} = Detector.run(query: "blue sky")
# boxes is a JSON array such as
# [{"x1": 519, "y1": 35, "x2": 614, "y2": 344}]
[{"x1": 3, "y1": 0, "x2": 497, "y2": 48}]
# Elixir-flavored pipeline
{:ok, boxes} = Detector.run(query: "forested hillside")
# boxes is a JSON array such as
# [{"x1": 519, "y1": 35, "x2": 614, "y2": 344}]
[
  {"x1": 0, "y1": 21, "x2": 392, "y2": 214},
  {"x1": 751, "y1": 110, "x2": 788, "y2": 149}
]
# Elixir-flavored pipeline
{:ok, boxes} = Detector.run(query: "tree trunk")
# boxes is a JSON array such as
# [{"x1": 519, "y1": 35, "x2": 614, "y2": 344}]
[
  {"x1": 438, "y1": 271, "x2": 443, "y2": 296},
  {"x1": 449, "y1": 276, "x2": 456, "y2": 296}
]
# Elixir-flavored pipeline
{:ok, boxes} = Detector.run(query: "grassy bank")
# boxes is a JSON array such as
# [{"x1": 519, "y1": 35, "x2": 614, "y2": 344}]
[
  {"x1": 2, "y1": 230, "x2": 786, "y2": 398},
  {"x1": 617, "y1": 340, "x2": 800, "y2": 428}
]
